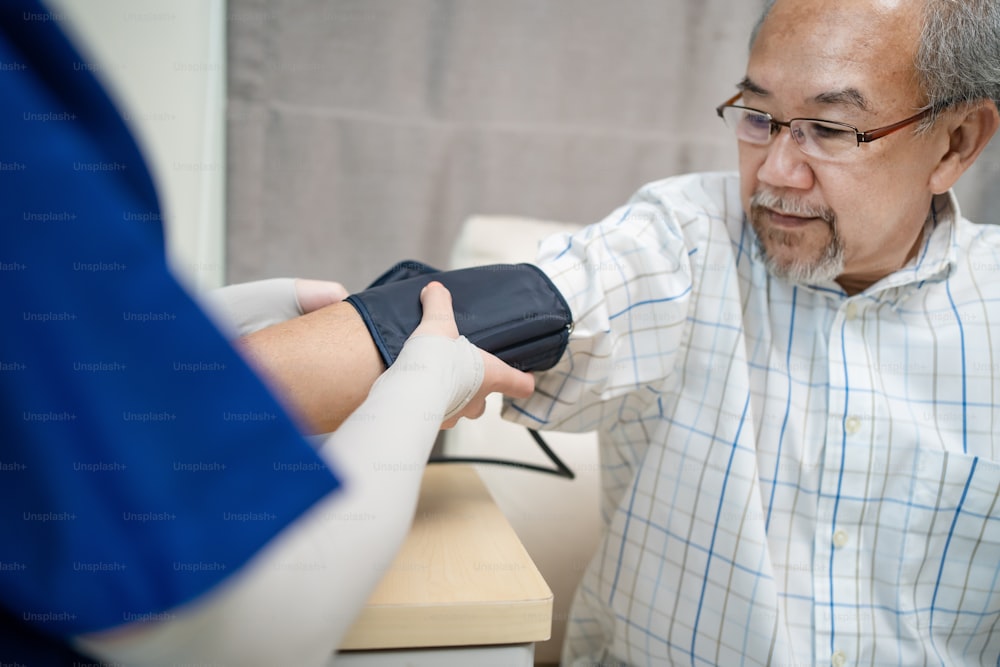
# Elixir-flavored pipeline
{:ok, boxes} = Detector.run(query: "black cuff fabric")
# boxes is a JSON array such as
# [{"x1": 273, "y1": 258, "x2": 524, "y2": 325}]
[{"x1": 345, "y1": 261, "x2": 572, "y2": 371}]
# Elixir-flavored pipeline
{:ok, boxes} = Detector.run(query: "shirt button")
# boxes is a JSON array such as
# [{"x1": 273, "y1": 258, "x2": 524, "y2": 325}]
[
  {"x1": 832, "y1": 649, "x2": 848, "y2": 667},
  {"x1": 844, "y1": 302, "x2": 858, "y2": 320},
  {"x1": 833, "y1": 529, "x2": 849, "y2": 548},
  {"x1": 844, "y1": 416, "x2": 861, "y2": 434}
]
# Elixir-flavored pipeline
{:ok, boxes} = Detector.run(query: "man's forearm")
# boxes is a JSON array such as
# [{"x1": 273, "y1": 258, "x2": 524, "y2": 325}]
[{"x1": 235, "y1": 301, "x2": 384, "y2": 434}]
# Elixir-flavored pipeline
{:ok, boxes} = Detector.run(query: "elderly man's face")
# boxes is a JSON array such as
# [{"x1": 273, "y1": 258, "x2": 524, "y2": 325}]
[{"x1": 739, "y1": 0, "x2": 951, "y2": 294}]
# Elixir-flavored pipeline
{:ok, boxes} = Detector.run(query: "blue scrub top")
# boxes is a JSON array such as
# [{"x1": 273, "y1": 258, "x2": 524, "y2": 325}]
[{"x1": 0, "y1": 2, "x2": 342, "y2": 662}]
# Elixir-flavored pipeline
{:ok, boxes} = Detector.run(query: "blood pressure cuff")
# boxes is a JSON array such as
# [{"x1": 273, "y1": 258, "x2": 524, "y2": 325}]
[{"x1": 345, "y1": 261, "x2": 572, "y2": 371}]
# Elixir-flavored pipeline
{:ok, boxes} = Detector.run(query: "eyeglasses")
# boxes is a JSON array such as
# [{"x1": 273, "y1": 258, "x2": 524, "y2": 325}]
[{"x1": 715, "y1": 92, "x2": 935, "y2": 161}]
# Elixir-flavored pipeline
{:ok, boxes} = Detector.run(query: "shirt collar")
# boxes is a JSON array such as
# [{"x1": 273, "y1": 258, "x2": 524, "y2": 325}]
[{"x1": 867, "y1": 190, "x2": 958, "y2": 293}]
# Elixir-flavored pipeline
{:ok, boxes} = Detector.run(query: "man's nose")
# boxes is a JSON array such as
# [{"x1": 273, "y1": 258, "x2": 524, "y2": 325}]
[{"x1": 756, "y1": 125, "x2": 814, "y2": 191}]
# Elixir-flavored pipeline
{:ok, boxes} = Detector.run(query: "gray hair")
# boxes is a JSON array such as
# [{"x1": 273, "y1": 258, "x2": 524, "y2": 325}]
[
  {"x1": 917, "y1": 0, "x2": 1000, "y2": 114},
  {"x1": 748, "y1": 0, "x2": 775, "y2": 50},
  {"x1": 749, "y1": 0, "x2": 1000, "y2": 125}
]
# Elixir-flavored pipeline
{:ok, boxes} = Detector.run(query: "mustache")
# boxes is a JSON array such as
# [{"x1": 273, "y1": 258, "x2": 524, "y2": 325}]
[{"x1": 750, "y1": 190, "x2": 835, "y2": 225}]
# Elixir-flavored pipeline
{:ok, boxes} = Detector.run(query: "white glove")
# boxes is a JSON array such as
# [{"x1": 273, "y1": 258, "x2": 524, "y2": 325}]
[{"x1": 201, "y1": 278, "x2": 347, "y2": 337}]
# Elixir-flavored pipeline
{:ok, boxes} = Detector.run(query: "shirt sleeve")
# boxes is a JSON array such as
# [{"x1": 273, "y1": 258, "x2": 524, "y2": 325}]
[
  {"x1": 0, "y1": 0, "x2": 341, "y2": 643},
  {"x1": 503, "y1": 196, "x2": 695, "y2": 432}
]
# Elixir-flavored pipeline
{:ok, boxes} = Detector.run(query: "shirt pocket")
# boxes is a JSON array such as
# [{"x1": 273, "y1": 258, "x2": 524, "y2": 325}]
[{"x1": 889, "y1": 448, "x2": 1000, "y2": 660}]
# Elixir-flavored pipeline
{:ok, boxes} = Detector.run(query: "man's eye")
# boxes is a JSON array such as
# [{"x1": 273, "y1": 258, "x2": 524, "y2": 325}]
[
  {"x1": 745, "y1": 113, "x2": 771, "y2": 129},
  {"x1": 809, "y1": 122, "x2": 853, "y2": 140}
]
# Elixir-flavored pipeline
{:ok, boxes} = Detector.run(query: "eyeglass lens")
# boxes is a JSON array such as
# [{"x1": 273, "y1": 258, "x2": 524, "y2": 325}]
[{"x1": 719, "y1": 107, "x2": 858, "y2": 159}]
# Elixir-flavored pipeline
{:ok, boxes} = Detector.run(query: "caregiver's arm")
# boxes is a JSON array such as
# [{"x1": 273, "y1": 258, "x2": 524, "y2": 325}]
[{"x1": 74, "y1": 283, "x2": 535, "y2": 667}]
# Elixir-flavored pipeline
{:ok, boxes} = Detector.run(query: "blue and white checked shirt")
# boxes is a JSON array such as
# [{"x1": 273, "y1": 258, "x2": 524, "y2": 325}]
[{"x1": 506, "y1": 171, "x2": 1000, "y2": 666}]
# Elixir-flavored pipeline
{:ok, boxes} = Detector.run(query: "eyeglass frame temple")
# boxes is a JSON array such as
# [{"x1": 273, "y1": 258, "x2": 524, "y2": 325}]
[{"x1": 857, "y1": 106, "x2": 934, "y2": 142}]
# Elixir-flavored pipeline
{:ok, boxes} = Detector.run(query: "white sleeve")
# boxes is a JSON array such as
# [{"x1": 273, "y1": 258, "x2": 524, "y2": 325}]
[
  {"x1": 503, "y1": 199, "x2": 692, "y2": 432},
  {"x1": 197, "y1": 278, "x2": 304, "y2": 338},
  {"x1": 74, "y1": 335, "x2": 483, "y2": 667}
]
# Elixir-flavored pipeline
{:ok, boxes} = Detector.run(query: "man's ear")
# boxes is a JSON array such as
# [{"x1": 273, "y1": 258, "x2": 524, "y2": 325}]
[{"x1": 929, "y1": 101, "x2": 1000, "y2": 194}]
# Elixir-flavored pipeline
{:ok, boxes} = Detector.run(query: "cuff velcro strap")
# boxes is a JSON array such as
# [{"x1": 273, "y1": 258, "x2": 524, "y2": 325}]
[{"x1": 345, "y1": 262, "x2": 572, "y2": 371}]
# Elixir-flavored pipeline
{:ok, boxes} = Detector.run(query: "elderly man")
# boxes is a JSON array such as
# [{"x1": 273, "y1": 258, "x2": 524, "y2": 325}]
[
  {"x1": 493, "y1": 0, "x2": 1000, "y2": 664},
  {"x1": 245, "y1": 0, "x2": 1000, "y2": 664},
  {"x1": 133, "y1": 0, "x2": 1000, "y2": 664}
]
